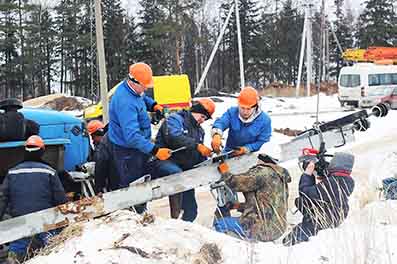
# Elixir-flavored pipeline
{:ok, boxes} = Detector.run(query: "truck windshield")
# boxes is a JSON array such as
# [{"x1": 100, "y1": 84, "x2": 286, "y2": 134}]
[{"x1": 340, "y1": 74, "x2": 360, "y2": 87}]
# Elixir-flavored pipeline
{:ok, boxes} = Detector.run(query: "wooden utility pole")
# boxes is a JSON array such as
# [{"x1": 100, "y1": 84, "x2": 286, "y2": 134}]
[{"x1": 94, "y1": 0, "x2": 108, "y2": 123}]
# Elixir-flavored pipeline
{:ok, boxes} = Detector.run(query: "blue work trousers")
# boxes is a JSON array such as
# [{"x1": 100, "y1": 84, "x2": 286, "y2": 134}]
[
  {"x1": 112, "y1": 143, "x2": 150, "y2": 213},
  {"x1": 9, "y1": 229, "x2": 60, "y2": 257}
]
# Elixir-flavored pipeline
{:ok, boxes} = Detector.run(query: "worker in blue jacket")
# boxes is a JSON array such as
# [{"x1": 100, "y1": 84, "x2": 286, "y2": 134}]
[
  {"x1": 210, "y1": 86, "x2": 271, "y2": 218},
  {"x1": 211, "y1": 86, "x2": 271, "y2": 155},
  {"x1": 108, "y1": 62, "x2": 172, "y2": 213},
  {"x1": 0, "y1": 135, "x2": 67, "y2": 262},
  {"x1": 152, "y1": 98, "x2": 216, "y2": 222}
]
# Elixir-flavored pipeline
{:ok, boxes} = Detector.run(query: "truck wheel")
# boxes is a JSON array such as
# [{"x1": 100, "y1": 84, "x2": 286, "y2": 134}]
[
  {"x1": 353, "y1": 101, "x2": 359, "y2": 108},
  {"x1": 339, "y1": 101, "x2": 345, "y2": 107}
]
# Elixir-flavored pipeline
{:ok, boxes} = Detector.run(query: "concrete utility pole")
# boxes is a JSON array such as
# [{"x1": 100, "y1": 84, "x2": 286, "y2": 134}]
[
  {"x1": 320, "y1": 0, "x2": 327, "y2": 80},
  {"x1": 316, "y1": 0, "x2": 326, "y2": 124},
  {"x1": 295, "y1": 9, "x2": 307, "y2": 97},
  {"x1": 90, "y1": 0, "x2": 98, "y2": 102},
  {"x1": 325, "y1": 23, "x2": 330, "y2": 81},
  {"x1": 94, "y1": 0, "x2": 109, "y2": 123},
  {"x1": 306, "y1": 2, "x2": 313, "y2": 97},
  {"x1": 296, "y1": 2, "x2": 314, "y2": 98},
  {"x1": 235, "y1": 0, "x2": 245, "y2": 89}
]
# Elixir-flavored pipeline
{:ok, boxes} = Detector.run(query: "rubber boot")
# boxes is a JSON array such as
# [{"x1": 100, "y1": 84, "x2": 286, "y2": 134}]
[{"x1": 169, "y1": 194, "x2": 182, "y2": 219}]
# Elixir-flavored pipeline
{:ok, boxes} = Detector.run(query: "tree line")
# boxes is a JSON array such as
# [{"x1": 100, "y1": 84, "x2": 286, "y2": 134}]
[{"x1": 0, "y1": 0, "x2": 396, "y2": 101}]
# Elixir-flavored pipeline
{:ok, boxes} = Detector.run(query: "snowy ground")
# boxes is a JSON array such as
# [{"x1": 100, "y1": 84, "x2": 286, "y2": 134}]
[{"x1": 27, "y1": 94, "x2": 397, "y2": 264}]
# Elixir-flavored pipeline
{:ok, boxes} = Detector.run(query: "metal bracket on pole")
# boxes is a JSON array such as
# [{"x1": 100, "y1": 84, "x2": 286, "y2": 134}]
[{"x1": 194, "y1": 3, "x2": 235, "y2": 95}]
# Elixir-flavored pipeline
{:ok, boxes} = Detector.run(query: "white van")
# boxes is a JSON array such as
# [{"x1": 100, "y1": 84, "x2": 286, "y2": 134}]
[{"x1": 338, "y1": 63, "x2": 397, "y2": 107}]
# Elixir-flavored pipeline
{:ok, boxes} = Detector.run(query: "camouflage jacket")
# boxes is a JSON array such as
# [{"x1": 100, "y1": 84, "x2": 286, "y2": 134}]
[{"x1": 224, "y1": 163, "x2": 291, "y2": 242}]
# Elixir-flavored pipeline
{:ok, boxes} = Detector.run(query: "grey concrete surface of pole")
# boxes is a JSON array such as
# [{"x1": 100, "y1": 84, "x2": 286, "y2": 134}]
[{"x1": 95, "y1": 0, "x2": 109, "y2": 123}]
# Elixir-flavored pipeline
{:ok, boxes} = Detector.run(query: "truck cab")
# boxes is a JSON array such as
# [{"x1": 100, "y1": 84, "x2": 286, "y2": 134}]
[{"x1": 380, "y1": 87, "x2": 397, "y2": 109}]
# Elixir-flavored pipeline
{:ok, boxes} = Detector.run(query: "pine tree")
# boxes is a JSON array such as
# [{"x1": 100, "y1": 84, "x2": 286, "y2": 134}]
[
  {"x1": 217, "y1": 0, "x2": 261, "y2": 92},
  {"x1": 23, "y1": 4, "x2": 57, "y2": 97},
  {"x1": 329, "y1": 0, "x2": 354, "y2": 79},
  {"x1": 276, "y1": 0, "x2": 303, "y2": 84},
  {"x1": 239, "y1": 0, "x2": 260, "y2": 88},
  {"x1": 356, "y1": 0, "x2": 396, "y2": 47},
  {"x1": 40, "y1": 9, "x2": 57, "y2": 95},
  {"x1": 0, "y1": 0, "x2": 21, "y2": 98},
  {"x1": 138, "y1": 0, "x2": 170, "y2": 74},
  {"x1": 122, "y1": 16, "x2": 141, "y2": 71},
  {"x1": 54, "y1": 0, "x2": 85, "y2": 96},
  {"x1": 102, "y1": 0, "x2": 127, "y2": 87},
  {"x1": 218, "y1": 1, "x2": 237, "y2": 92},
  {"x1": 76, "y1": 1, "x2": 94, "y2": 98},
  {"x1": 251, "y1": 1, "x2": 277, "y2": 86}
]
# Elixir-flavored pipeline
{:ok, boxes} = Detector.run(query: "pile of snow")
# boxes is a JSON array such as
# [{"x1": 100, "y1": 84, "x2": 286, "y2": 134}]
[{"x1": 28, "y1": 201, "x2": 397, "y2": 264}]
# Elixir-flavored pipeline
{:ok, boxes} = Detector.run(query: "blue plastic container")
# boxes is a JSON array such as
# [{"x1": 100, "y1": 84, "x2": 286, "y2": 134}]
[{"x1": 20, "y1": 108, "x2": 89, "y2": 171}]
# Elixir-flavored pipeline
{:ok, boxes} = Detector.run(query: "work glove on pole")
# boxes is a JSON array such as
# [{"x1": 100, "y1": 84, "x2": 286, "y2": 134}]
[
  {"x1": 196, "y1": 144, "x2": 212, "y2": 157},
  {"x1": 211, "y1": 134, "x2": 222, "y2": 154},
  {"x1": 233, "y1": 146, "x2": 249, "y2": 157},
  {"x1": 151, "y1": 146, "x2": 172, "y2": 160},
  {"x1": 217, "y1": 162, "x2": 230, "y2": 178}
]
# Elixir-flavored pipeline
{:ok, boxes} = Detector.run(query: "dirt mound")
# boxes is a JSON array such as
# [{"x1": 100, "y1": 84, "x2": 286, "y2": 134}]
[
  {"x1": 24, "y1": 94, "x2": 91, "y2": 112},
  {"x1": 43, "y1": 96, "x2": 86, "y2": 111},
  {"x1": 23, "y1": 94, "x2": 64, "y2": 108},
  {"x1": 274, "y1": 128, "x2": 303, "y2": 137}
]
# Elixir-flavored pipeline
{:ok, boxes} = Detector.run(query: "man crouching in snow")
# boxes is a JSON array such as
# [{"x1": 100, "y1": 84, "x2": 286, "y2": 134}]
[
  {"x1": 283, "y1": 152, "x2": 355, "y2": 246},
  {"x1": 215, "y1": 157, "x2": 291, "y2": 242}
]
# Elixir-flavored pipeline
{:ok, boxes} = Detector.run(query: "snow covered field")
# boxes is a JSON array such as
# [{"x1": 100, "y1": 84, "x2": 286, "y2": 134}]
[{"x1": 27, "y1": 94, "x2": 397, "y2": 264}]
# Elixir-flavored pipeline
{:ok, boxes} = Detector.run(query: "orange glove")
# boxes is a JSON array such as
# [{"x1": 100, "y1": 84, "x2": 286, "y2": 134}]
[
  {"x1": 217, "y1": 162, "x2": 230, "y2": 175},
  {"x1": 233, "y1": 147, "x2": 249, "y2": 156},
  {"x1": 153, "y1": 104, "x2": 164, "y2": 112},
  {"x1": 154, "y1": 148, "x2": 172, "y2": 160},
  {"x1": 197, "y1": 144, "x2": 212, "y2": 157},
  {"x1": 211, "y1": 134, "x2": 222, "y2": 154}
]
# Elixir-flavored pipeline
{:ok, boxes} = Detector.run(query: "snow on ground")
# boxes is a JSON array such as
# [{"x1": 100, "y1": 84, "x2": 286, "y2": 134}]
[
  {"x1": 27, "y1": 201, "x2": 397, "y2": 264},
  {"x1": 27, "y1": 94, "x2": 397, "y2": 264}
]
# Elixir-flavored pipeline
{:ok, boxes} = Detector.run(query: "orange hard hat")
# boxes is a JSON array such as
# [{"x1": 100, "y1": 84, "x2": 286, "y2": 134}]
[
  {"x1": 238, "y1": 86, "x2": 259, "y2": 108},
  {"x1": 87, "y1": 120, "x2": 105, "y2": 135},
  {"x1": 128, "y1": 62, "x2": 154, "y2": 88},
  {"x1": 25, "y1": 135, "x2": 45, "y2": 152},
  {"x1": 197, "y1": 98, "x2": 216, "y2": 118}
]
